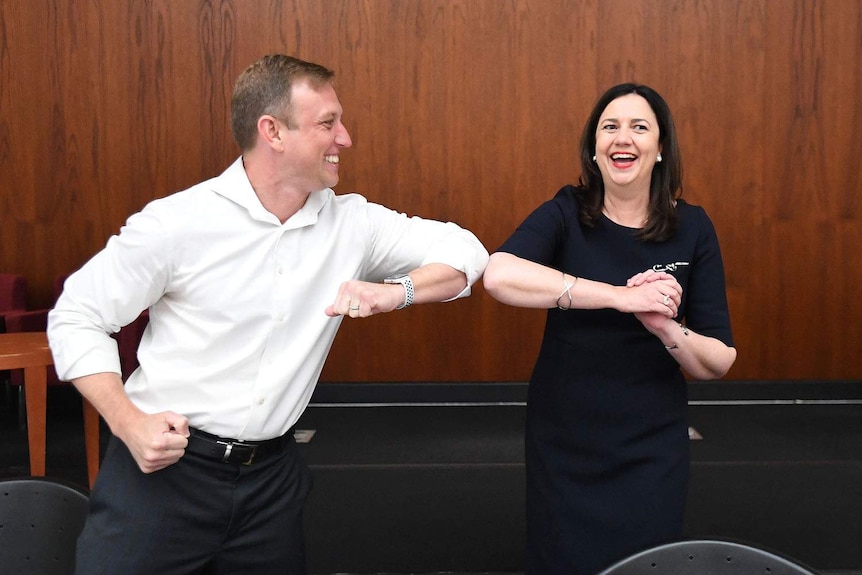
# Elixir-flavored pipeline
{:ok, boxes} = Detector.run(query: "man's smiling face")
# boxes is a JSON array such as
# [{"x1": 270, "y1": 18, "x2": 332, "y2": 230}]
[{"x1": 279, "y1": 80, "x2": 353, "y2": 193}]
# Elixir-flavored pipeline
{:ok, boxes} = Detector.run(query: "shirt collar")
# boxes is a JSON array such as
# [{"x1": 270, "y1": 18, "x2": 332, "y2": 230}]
[{"x1": 210, "y1": 157, "x2": 333, "y2": 228}]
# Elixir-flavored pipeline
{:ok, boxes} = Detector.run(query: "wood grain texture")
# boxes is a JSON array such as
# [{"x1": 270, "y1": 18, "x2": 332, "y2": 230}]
[{"x1": 1, "y1": 0, "x2": 860, "y2": 381}]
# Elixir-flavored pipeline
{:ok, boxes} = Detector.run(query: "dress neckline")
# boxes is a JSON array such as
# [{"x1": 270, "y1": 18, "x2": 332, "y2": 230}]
[{"x1": 600, "y1": 212, "x2": 643, "y2": 231}]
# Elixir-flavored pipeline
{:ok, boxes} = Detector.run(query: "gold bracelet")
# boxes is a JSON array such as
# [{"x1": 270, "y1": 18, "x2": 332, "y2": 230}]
[{"x1": 556, "y1": 273, "x2": 577, "y2": 310}]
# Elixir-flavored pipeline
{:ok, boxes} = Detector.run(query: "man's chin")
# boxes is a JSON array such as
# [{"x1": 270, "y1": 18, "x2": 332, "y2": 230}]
[{"x1": 310, "y1": 182, "x2": 338, "y2": 193}]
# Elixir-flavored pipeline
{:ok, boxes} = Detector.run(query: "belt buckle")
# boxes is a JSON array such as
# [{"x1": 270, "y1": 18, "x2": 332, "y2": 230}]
[{"x1": 218, "y1": 440, "x2": 257, "y2": 465}]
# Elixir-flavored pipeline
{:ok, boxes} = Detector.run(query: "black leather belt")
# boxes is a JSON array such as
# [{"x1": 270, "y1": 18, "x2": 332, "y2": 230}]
[{"x1": 186, "y1": 427, "x2": 293, "y2": 466}]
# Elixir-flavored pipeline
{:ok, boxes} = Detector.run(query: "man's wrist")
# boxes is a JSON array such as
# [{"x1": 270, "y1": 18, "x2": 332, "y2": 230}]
[{"x1": 384, "y1": 275, "x2": 414, "y2": 309}]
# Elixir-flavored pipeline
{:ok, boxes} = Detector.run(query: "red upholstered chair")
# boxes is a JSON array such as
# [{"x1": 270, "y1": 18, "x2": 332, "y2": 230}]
[
  {"x1": 1, "y1": 273, "x2": 28, "y2": 417},
  {"x1": 0, "y1": 273, "x2": 27, "y2": 333},
  {"x1": 116, "y1": 310, "x2": 149, "y2": 381}
]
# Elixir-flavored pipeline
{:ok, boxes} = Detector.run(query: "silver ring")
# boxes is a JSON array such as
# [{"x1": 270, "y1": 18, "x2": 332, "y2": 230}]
[
  {"x1": 663, "y1": 294, "x2": 670, "y2": 306},
  {"x1": 349, "y1": 305, "x2": 360, "y2": 311}
]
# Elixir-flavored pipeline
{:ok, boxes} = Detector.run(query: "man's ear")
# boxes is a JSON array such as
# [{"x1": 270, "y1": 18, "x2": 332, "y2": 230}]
[{"x1": 257, "y1": 115, "x2": 283, "y2": 149}]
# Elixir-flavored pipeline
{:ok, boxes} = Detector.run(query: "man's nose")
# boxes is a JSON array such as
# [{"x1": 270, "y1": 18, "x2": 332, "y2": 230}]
[{"x1": 336, "y1": 123, "x2": 352, "y2": 148}]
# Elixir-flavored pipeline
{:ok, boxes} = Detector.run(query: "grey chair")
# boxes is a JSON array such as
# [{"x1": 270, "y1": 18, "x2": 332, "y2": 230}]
[
  {"x1": 0, "y1": 476, "x2": 89, "y2": 575},
  {"x1": 596, "y1": 538, "x2": 819, "y2": 575}
]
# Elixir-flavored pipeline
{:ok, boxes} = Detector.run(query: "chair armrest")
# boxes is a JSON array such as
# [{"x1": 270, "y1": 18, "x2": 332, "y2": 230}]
[{"x1": 3, "y1": 309, "x2": 49, "y2": 333}]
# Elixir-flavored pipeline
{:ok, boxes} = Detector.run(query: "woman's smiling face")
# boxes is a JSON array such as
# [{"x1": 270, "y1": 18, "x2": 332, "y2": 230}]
[{"x1": 594, "y1": 93, "x2": 662, "y2": 192}]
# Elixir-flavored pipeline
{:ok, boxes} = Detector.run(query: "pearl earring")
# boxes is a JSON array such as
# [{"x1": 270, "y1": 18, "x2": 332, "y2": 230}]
[
  {"x1": 657, "y1": 153, "x2": 663, "y2": 163},
  {"x1": 592, "y1": 155, "x2": 597, "y2": 162}
]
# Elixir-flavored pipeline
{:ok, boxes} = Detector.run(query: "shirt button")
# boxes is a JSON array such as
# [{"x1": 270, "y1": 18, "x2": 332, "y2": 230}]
[
  {"x1": 276, "y1": 312, "x2": 284, "y2": 321},
  {"x1": 257, "y1": 398, "x2": 265, "y2": 405}
]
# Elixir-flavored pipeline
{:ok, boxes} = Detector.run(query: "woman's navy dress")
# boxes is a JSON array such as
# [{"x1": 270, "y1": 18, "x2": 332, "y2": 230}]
[{"x1": 498, "y1": 186, "x2": 734, "y2": 575}]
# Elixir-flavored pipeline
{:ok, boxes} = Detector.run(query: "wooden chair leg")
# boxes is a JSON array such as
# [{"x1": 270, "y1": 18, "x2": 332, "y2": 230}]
[
  {"x1": 16, "y1": 384, "x2": 26, "y2": 430},
  {"x1": 82, "y1": 398, "x2": 100, "y2": 489},
  {"x1": 23, "y1": 365, "x2": 47, "y2": 476}
]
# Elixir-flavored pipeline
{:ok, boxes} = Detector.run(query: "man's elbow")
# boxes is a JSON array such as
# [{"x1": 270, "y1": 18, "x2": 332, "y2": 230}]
[{"x1": 447, "y1": 271, "x2": 470, "y2": 300}]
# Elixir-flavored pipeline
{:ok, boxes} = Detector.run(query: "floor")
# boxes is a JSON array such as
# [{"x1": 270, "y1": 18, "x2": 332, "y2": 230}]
[{"x1": 1, "y1": 380, "x2": 861, "y2": 574}]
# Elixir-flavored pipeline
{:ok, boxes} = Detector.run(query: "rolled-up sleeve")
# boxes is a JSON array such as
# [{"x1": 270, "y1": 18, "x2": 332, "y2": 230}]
[
  {"x1": 48, "y1": 207, "x2": 169, "y2": 381},
  {"x1": 360, "y1": 201, "x2": 489, "y2": 298}
]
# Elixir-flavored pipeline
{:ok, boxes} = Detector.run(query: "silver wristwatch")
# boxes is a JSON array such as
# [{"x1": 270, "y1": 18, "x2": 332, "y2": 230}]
[{"x1": 384, "y1": 274, "x2": 414, "y2": 309}]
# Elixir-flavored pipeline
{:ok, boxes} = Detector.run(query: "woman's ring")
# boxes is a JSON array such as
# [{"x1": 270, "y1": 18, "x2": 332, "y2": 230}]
[
  {"x1": 663, "y1": 294, "x2": 670, "y2": 306},
  {"x1": 349, "y1": 305, "x2": 360, "y2": 311}
]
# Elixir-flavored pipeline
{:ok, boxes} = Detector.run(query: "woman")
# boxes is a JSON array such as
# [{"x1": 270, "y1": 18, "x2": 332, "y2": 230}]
[{"x1": 483, "y1": 84, "x2": 737, "y2": 575}]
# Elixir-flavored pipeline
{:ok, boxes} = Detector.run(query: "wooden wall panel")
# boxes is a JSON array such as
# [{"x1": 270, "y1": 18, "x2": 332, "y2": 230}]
[{"x1": 1, "y1": 1, "x2": 860, "y2": 381}]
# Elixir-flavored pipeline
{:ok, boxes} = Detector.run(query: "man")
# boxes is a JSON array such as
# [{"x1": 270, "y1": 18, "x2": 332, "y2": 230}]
[{"x1": 47, "y1": 54, "x2": 488, "y2": 574}]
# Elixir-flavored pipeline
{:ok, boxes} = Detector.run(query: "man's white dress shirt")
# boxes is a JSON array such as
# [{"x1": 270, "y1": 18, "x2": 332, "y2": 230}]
[{"x1": 48, "y1": 158, "x2": 488, "y2": 440}]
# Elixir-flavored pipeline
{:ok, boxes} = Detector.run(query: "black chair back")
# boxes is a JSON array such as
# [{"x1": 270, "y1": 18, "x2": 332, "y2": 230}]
[
  {"x1": 596, "y1": 538, "x2": 819, "y2": 575},
  {"x1": 0, "y1": 477, "x2": 89, "y2": 575}
]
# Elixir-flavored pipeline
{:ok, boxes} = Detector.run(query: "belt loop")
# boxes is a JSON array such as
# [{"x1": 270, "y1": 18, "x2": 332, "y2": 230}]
[{"x1": 219, "y1": 441, "x2": 233, "y2": 463}]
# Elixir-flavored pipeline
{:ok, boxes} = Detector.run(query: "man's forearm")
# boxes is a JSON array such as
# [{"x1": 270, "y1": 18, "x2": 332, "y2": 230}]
[
  {"x1": 403, "y1": 263, "x2": 468, "y2": 304},
  {"x1": 73, "y1": 372, "x2": 141, "y2": 439}
]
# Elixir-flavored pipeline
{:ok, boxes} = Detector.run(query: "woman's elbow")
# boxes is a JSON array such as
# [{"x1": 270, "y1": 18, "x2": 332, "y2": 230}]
[
  {"x1": 697, "y1": 346, "x2": 738, "y2": 380},
  {"x1": 718, "y1": 346, "x2": 738, "y2": 377},
  {"x1": 481, "y1": 254, "x2": 508, "y2": 299}
]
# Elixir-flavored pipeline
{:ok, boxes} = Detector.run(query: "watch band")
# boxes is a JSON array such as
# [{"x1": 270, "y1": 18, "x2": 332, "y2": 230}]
[{"x1": 384, "y1": 275, "x2": 414, "y2": 309}]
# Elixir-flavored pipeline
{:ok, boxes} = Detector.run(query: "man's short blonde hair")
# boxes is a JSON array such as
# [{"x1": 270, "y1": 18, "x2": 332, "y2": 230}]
[{"x1": 231, "y1": 54, "x2": 335, "y2": 151}]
